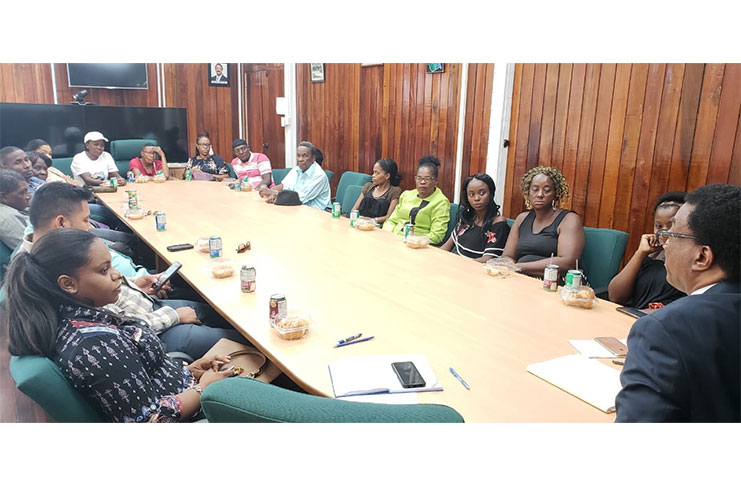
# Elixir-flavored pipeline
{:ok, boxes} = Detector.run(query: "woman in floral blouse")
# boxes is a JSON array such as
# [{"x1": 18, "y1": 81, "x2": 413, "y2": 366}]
[
  {"x1": 5, "y1": 228, "x2": 236, "y2": 422},
  {"x1": 186, "y1": 130, "x2": 229, "y2": 181}
]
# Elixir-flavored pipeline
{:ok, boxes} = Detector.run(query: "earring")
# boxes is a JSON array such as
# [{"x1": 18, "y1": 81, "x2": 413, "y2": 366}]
[{"x1": 552, "y1": 200, "x2": 557, "y2": 210}]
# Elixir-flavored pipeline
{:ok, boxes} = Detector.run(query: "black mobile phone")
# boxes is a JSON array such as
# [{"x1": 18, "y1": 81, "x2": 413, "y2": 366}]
[
  {"x1": 616, "y1": 306, "x2": 646, "y2": 319},
  {"x1": 152, "y1": 261, "x2": 182, "y2": 291},
  {"x1": 391, "y1": 361, "x2": 426, "y2": 388},
  {"x1": 167, "y1": 243, "x2": 194, "y2": 252}
]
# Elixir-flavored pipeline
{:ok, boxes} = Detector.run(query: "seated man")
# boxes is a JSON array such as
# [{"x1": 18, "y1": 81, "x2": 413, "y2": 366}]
[
  {"x1": 615, "y1": 184, "x2": 740, "y2": 422},
  {"x1": 231, "y1": 138, "x2": 273, "y2": 190},
  {"x1": 0, "y1": 146, "x2": 45, "y2": 196},
  {"x1": 0, "y1": 170, "x2": 31, "y2": 250},
  {"x1": 259, "y1": 141, "x2": 330, "y2": 210}
]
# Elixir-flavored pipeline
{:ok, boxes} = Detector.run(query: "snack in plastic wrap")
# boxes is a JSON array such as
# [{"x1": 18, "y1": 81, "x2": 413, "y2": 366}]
[
  {"x1": 560, "y1": 285, "x2": 597, "y2": 309},
  {"x1": 195, "y1": 237, "x2": 210, "y2": 253},
  {"x1": 209, "y1": 258, "x2": 235, "y2": 279},
  {"x1": 135, "y1": 175, "x2": 152, "y2": 183},
  {"x1": 355, "y1": 217, "x2": 376, "y2": 231},
  {"x1": 482, "y1": 258, "x2": 520, "y2": 278},
  {"x1": 271, "y1": 311, "x2": 312, "y2": 340},
  {"x1": 405, "y1": 234, "x2": 430, "y2": 249},
  {"x1": 124, "y1": 208, "x2": 146, "y2": 220},
  {"x1": 152, "y1": 174, "x2": 167, "y2": 183}
]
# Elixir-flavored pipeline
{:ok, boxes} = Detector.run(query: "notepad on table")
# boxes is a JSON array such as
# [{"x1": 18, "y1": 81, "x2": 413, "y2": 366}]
[
  {"x1": 526, "y1": 354, "x2": 622, "y2": 413},
  {"x1": 568, "y1": 338, "x2": 628, "y2": 358},
  {"x1": 328, "y1": 353, "x2": 443, "y2": 398}
]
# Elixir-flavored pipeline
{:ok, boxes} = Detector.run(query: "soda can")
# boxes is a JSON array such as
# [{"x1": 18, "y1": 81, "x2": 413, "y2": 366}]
[
  {"x1": 185, "y1": 169, "x2": 193, "y2": 181},
  {"x1": 209, "y1": 236, "x2": 223, "y2": 258},
  {"x1": 155, "y1": 211, "x2": 166, "y2": 231},
  {"x1": 126, "y1": 189, "x2": 139, "y2": 210},
  {"x1": 109, "y1": 177, "x2": 118, "y2": 188},
  {"x1": 240, "y1": 265, "x2": 256, "y2": 293},
  {"x1": 269, "y1": 294, "x2": 287, "y2": 324},
  {"x1": 543, "y1": 264, "x2": 559, "y2": 291},
  {"x1": 350, "y1": 209, "x2": 359, "y2": 226},
  {"x1": 331, "y1": 201, "x2": 341, "y2": 218},
  {"x1": 127, "y1": 171, "x2": 135, "y2": 183},
  {"x1": 403, "y1": 223, "x2": 414, "y2": 242},
  {"x1": 565, "y1": 269, "x2": 583, "y2": 289}
]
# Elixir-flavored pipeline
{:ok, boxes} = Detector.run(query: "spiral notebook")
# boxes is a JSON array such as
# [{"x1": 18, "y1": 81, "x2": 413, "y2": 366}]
[
  {"x1": 328, "y1": 354, "x2": 443, "y2": 398},
  {"x1": 526, "y1": 354, "x2": 622, "y2": 413}
]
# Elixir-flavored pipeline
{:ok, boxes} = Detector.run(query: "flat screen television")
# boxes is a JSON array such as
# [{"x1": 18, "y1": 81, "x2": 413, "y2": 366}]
[{"x1": 68, "y1": 63, "x2": 148, "y2": 89}]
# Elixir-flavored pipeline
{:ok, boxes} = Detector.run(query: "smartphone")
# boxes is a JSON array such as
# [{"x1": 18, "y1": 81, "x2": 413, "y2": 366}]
[
  {"x1": 391, "y1": 361, "x2": 426, "y2": 388},
  {"x1": 594, "y1": 337, "x2": 629, "y2": 358},
  {"x1": 152, "y1": 261, "x2": 182, "y2": 291},
  {"x1": 616, "y1": 306, "x2": 646, "y2": 319}
]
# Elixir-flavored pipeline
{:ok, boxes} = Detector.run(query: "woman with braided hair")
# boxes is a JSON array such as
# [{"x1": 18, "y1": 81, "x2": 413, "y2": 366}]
[{"x1": 501, "y1": 166, "x2": 584, "y2": 279}]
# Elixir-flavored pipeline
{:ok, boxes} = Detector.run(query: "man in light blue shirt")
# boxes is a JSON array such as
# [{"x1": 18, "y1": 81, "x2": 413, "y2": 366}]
[{"x1": 260, "y1": 141, "x2": 330, "y2": 211}]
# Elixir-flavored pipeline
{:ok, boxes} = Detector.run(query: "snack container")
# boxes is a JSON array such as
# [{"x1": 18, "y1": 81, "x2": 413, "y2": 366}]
[
  {"x1": 405, "y1": 234, "x2": 430, "y2": 249},
  {"x1": 482, "y1": 258, "x2": 520, "y2": 278},
  {"x1": 209, "y1": 258, "x2": 236, "y2": 279},
  {"x1": 270, "y1": 310, "x2": 312, "y2": 340},
  {"x1": 195, "y1": 237, "x2": 211, "y2": 253},
  {"x1": 153, "y1": 174, "x2": 167, "y2": 183},
  {"x1": 124, "y1": 208, "x2": 146, "y2": 220},
  {"x1": 354, "y1": 217, "x2": 376, "y2": 231},
  {"x1": 135, "y1": 175, "x2": 151, "y2": 183},
  {"x1": 560, "y1": 285, "x2": 597, "y2": 309}
]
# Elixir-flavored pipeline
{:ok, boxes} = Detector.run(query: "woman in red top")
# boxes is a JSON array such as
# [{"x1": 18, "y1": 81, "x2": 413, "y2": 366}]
[{"x1": 129, "y1": 145, "x2": 169, "y2": 178}]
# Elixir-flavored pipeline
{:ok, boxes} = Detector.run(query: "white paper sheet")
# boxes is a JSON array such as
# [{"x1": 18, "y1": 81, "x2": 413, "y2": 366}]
[
  {"x1": 339, "y1": 393, "x2": 419, "y2": 405},
  {"x1": 328, "y1": 354, "x2": 442, "y2": 398},
  {"x1": 568, "y1": 339, "x2": 628, "y2": 358}
]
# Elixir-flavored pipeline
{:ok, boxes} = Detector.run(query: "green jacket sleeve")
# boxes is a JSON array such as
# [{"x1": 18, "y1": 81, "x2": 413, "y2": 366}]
[{"x1": 427, "y1": 196, "x2": 451, "y2": 244}]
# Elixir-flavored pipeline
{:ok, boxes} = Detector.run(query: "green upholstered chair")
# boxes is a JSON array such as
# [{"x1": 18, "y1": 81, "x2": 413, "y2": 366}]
[
  {"x1": 51, "y1": 157, "x2": 74, "y2": 177},
  {"x1": 581, "y1": 227, "x2": 628, "y2": 296},
  {"x1": 226, "y1": 162, "x2": 237, "y2": 179},
  {"x1": 442, "y1": 203, "x2": 460, "y2": 244},
  {"x1": 109, "y1": 139, "x2": 158, "y2": 176},
  {"x1": 324, "y1": 169, "x2": 334, "y2": 184},
  {"x1": 9, "y1": 355, "x2": 103, "y2": 422},
  {"x1": 0, "y1": 241, "x2": 12, "y2": 284},
  {"x1": 340, "y1": 184, "x2": 363, "y2": 216},
  {"x1": 506, "y1": 218, "x2": 514, "y2": 227},
  {"x1": 272, "y1": 168, "x2": 291, "y2": 185},
  {"x1": 201, "y1": 377, "x2": 465, "y2": 423},
  {"x1": 334, "y1": 171, "x2": 372, "y2": 203}
]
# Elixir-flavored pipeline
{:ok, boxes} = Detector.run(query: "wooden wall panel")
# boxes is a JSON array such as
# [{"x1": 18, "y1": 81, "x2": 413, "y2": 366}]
[
  {"x1": 296, "y1": 63, "x2": 488, "y2": 200},
  {"x1": 163, "y1": 63, "x2": 240, "y2": 163},
  {"x1": 0, "y1": 64, "x2": 55, "y2": 103},
  {"x1": 503, "y1": 63, "x2": 741, "y2": 267}
]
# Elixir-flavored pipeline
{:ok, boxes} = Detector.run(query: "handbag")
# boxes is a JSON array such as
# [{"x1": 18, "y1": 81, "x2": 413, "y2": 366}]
[{"x1": 204, "y1": 338, "x2": 281, "y2": 384}]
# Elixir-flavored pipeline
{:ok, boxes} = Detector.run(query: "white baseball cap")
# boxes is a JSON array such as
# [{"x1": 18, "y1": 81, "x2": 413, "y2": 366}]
[{"x1": 84, "y1": 131, "x2": 109, "y2": 143}]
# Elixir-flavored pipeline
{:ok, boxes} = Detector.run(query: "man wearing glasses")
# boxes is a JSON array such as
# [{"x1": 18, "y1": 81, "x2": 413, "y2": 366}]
[{"x1": 615, "y1": 184, "x2": 740, "y2": 422}]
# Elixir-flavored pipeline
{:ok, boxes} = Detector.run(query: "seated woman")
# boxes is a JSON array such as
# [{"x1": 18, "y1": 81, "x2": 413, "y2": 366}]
[
  {"x1": 383, "y1": 156, "x2": 450, "y2": 245},
  {"x1": 5, "y1": 228, "x2": 237, "y2": 422},
  {"x1": 186, "y1": 131, "x2": 229, "y2": 181},
  {"x1": 440, "y1": 173, "x2": 510, "y2": 262},
  {"x1": 608, "y1": 191, "x2": 687, "y2": 310},
  {"x1": 259, "y1": 141, "x2": 330, "y2": 210},
  {"x1": 351, "y1": 158, "x2": 402, "y2": 224},
  {"x1": 70, "y1": 131, "x2": 127, "y2": 187},
  {"x1": 129, "y1": 144, "x2": 169, "y2": 178},
  {"x1": 231, "y1": 139, "x2": 273, "y2": 189},
  {"x1": 0, "y1": 169, "x2": 31, "y2": 249},
  {"x1": 25, "y1": 141, "x2": 78, "y2": 185},
  {"x1": 500, "y1": 166, "x2": 584, "y2": 279}
]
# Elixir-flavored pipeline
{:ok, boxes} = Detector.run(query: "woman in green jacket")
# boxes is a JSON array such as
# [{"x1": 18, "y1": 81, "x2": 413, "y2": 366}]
[{"x1": 383, "y1": 156, "x2": 450, "y2": 244}]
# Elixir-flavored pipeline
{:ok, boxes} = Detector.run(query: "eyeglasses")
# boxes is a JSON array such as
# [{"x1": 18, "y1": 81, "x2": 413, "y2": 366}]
[
  {"x1": 656, "y1": 231, "x2": 697, "y2": 246},
  {"x1": 415, "y1": 176, "x2": 436, "y2": 183}
]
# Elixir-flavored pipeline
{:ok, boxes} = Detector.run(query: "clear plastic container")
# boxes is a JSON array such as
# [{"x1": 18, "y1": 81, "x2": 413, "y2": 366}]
[
  {"x1": 195, "y1": 237, "x2": 211, "y2": 253},
  {"x1": 271, "y1": 310, "x2": 312, "y2": 340},
  {"x1": 354, "y1": 217, "x2": 376, "y2": 231},
  {"x1": 209, "y1": 258, "x2": 235, "y2": 279},
  {"x1": 135, "y1": 175, "x2": 152, "y2": 183},
  {"x1": 124, "y1": 208, "x2": 146, "y2": 220},
  {"x1": 560, "y1": 285, "x2": 597, "y2": 309},
  {"x1": 482, "y1": 258, "x2": 520, "y2": 278},
  {"x1": 405, "y1": 234, "x2": 430, "y2": 249},
  {"x1": 152, "y1": 174, "x2": 167, "y2": 183}
]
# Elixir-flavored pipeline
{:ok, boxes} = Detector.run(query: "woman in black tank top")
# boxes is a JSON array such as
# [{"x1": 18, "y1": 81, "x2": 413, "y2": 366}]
[{"x1": 501, "y1": 167, "x2": 585, "y2": 279}]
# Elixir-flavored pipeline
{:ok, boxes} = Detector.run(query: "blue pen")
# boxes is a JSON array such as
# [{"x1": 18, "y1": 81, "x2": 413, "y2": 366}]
[
  {"x1": 337, "y1": 333, "x2": 362, "y2": 345},
  {"x1": 335, "y1": 336, "x2": 374, "y2": 348},
  {"x1": 449, "y1": 367, "x2": 470, "y2": 390}
]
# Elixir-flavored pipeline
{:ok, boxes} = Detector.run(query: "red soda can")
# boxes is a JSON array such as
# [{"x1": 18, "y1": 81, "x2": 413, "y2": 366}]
[{"x1": 269, "y1": 294, "x2": 287, "y2": 324}]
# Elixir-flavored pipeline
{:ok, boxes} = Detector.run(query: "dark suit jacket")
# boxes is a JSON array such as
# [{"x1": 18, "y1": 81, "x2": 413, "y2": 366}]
[
  {"x1": 615, "y1": 280, "x2": 740, "y2": 422},
  {"x1": 210, "y1": 75, "x2": 228, "y2": 83}
]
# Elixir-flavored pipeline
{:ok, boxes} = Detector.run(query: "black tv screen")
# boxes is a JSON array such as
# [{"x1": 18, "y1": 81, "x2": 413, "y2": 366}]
[
  {"x1": 0, "y1": 103, "x2": 189, "y2": 161},
  {"x1": 68, "y1": 63, "x2": 148, "y2": 89}
]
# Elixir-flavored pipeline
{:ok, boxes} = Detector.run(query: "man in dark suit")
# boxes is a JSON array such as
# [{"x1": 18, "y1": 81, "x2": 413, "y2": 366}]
[
  {"x1": 210, "y1": 63, "x2": 228, "y2": 84},
  {"x1": 615, "y1": 184, "x2": 740, "y2": 422}
]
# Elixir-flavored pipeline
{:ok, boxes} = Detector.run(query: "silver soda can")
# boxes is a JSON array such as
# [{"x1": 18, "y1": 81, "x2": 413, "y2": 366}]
[
  {"x1": 209, "y1": 236, "x2": 223, "y2": 258},
  {"x1": 350, "y1": 209, "x2": 359, "y2": 226},
  {"x1": 240, "y1": 265, "x2": 256, "y2": 293},
  {"x1": 543, "y1": 264, "x2": 559, "y2": 291},
  {"x1": 155, "y1": 212, "x2": 166, "y2": 231},
  {"x1": 565, "y1": 269, "x2": 582, "y2": 289}
]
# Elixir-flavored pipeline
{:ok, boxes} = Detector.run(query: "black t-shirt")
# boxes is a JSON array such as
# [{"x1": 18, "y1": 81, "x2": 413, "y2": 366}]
[
  {"x1": 631, "y1": 257, "x2": 685, "y2": 309},
  {"x1": 451, "y1": 219, "x2": 510, "y2": 260}
]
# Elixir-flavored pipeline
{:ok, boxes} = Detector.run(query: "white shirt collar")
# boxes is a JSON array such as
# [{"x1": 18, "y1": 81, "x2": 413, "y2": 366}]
[{"x1": 691, "y1": 283, "x2": 718, "y2": 295}]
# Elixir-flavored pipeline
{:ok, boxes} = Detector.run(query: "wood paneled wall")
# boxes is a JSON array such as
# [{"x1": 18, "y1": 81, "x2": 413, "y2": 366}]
[
  {"x1": 296, "y1": 63, "x2": 495, "y2": 199},
  {"x1": 503, "y1": 63, "x2": 741, "y2": 264},
  {"x1": 0, "y1": 64, "x2": 55, "y2": 103},
  {"x1": 162, "y1": 63, "x2": 240, "y2": 163}
]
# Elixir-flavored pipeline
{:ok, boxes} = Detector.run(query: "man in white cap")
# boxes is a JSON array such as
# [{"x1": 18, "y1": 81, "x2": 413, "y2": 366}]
[{"x1": 71, "y1": 131, "x2": 126, "y2": 187}]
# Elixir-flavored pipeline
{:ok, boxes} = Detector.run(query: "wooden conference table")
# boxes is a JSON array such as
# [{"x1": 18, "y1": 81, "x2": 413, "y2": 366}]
[{"x1": 98, "y1": 181, "x2": 635, "y2": 422}]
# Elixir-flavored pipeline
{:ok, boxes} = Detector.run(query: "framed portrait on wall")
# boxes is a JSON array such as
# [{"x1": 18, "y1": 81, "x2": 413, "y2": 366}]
[
  {"x1": 209, "y1": 63, "x2": 230, "y2": 86},
  {"x1": 426, "y1": 63, "x2": 445, "y2": 74},
  {"x1": 310, "y1": 63, "x2": 325, "y2": 83}
]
